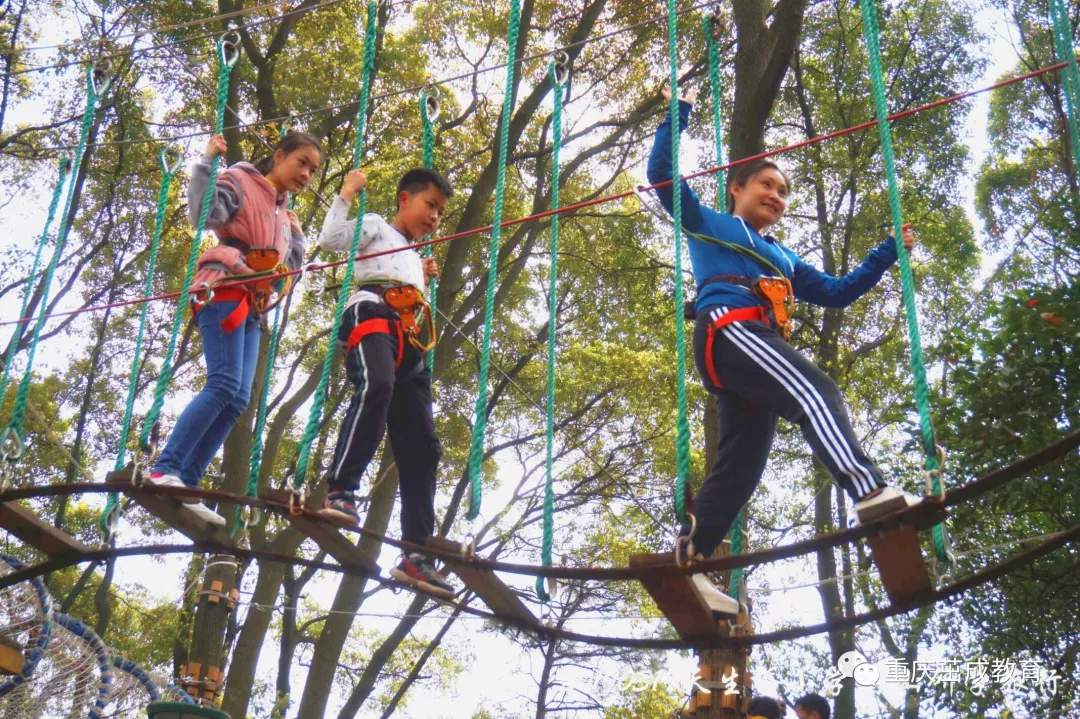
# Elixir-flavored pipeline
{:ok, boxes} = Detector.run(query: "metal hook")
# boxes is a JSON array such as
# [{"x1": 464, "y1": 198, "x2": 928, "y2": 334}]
[
  {"x1": 708, "y1": 12, "x2": 726, "y2": 41},
  {"x1": 102, "y1": 504, "x2": 122, "y2": 544},
  {"x1": 287, "y1": 487, "x2": 306, "y2": 517},
  {"x1": 674, "y1": 513, "x2": 697, "y2": 570},
  {"x1": 159, "y1": 146, "x2": 184, "y2": 175},
  {"x1": 551, "y1": 50, "x2": 570, "y2": 86},
  {"x1": 420, "y1": 89, "x2": 441, "y2": 122},
  {"x1": 219, "y1": 30, "x2": 242, "y2": 68},
  {"x1": 89, "y1": 62, "x2": 112, "y2": 97},
  {"x1": 459, "y1": 534, "x2": 476, "y2": 562},
  {"x1": 0, "y1": 426, "x2": 25, "y2": 464}
]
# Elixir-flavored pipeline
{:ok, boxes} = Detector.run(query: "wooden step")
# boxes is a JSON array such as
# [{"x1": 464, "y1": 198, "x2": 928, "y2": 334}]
[
  {"x1": 259, "y1": 489, "x2": 378, "y2": 576},
  {"x1": 629, "y1": 551, "x2": 730, "y2": 642},
  {"x1": 0, "y1": 501, "x2": 91, "y2": 557},
  {"x1": 425, "y1": 536, "x2": 535, "y2": 624},
  {"x1": 104, "y1": 467, "x2": 233, "y2": 548},
  {"x1": 867, "y1": 526, "x2": 932, "y2": 604}
]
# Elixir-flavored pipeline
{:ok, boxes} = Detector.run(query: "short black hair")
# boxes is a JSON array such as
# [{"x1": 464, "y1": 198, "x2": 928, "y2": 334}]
[
  {"x1": 795, "y1": 693, "x2": 830, "y2": 719},
  {"x1": 396, "y1": 167, "x2": 453, "y2": 207},
  {"x1": 748, "y1": 695, "x2": 784, "y2": 719}
]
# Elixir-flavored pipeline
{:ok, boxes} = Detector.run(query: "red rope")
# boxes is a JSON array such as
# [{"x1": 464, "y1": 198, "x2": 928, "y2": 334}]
[{"x1": 1, "y1": 59, "x2": 1068, "y2": 329}]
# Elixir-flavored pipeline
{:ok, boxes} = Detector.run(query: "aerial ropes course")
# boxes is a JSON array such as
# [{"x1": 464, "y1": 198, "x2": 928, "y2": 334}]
[{"x1": 1, "y1": 0, "x2": 1078, "y2": 716}]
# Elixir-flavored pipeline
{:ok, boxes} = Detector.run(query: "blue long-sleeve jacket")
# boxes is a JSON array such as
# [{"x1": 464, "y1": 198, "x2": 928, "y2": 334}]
[{"x1": 646, "y1": 100, "x2": 898, "y2": 315}]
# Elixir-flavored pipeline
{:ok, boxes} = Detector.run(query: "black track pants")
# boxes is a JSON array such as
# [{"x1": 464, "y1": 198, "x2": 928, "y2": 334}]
[
  {"x1": 686, "y1": 306, "x2": 886, "y2": 557},
  {"x1": 325, "y1": 301, "x2": 441, "y2": 544}
]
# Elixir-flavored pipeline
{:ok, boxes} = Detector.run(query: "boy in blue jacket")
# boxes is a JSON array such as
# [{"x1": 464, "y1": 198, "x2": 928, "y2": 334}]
[{"x1": 648, "y1": 86, "x2": 918, "y2": 615}]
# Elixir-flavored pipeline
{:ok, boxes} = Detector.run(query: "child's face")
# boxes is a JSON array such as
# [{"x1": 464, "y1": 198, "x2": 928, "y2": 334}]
[
  {"x1": 396, "y1": 184, "x2": 449, "y2": 240},
  {"x1": 272, "y1": 145, "x2": 321, "y2": 193},
  {"x1": 731, "y1": 167, "x2": 789, "y2": 230}
]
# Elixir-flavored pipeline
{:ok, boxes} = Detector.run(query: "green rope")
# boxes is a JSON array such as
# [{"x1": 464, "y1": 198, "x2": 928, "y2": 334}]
[
  {"x1": 1049, "y1": 0, "x2": 1080, "y2": 177},
  {"x1": 233, "y1": 304, "x2": 284, "y2": 535},
  {"x1": 666, "y1": 0, "x2": 692, "y2": 525},
  {"x1": 536, "y1": 59, "x2": 565, "y2": 604},
  {"x1": 464, "y1": 0, "x2": 523, "y2": 521},
  {"x1": 702, "y1": 14, "x2": 743, "y2": 596},
  {"x1": 858, "y1": 0, "x2": 949, "y2": 564},
  {"x1": 292, "y1": 0, "x2": 379, "y2": 489},
  {"x1": 139, "y1": 36, "x2": 239, "y2": 450},
  {"x1": 2, "y1": 67, "x2": 106, "y2": 457},
  {"x1": 99, "y1": 150, "x2": 182, "y2": 536},
  {"x1": 703, "y1": 15, "x2": 726, "y2": 208},
  {"x1": 419, "y1": 90, "x2": 438, "y2": 372},
  {"x1": 0, "y1": 156, "x2": 71, "y2": 413},
  {"x1": 230, "y1": 123, "x2": 298, "y2": 532}
]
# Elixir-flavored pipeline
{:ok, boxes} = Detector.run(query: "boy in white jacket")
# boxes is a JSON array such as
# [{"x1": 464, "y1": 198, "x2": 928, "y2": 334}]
[{"x1": 318, "y1": 167, "x2": 454, "y2": 597}]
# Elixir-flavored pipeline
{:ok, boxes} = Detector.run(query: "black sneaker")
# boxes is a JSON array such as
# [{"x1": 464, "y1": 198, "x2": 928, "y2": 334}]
[
  {"x1": 322, "y1": 490, "x2": 359, "y2": 525},
  {"x1": 390, "y1": 553, "x2": 455, "y2": 598}
]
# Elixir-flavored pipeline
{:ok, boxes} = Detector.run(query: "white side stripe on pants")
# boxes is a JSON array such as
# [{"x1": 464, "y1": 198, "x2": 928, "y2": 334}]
[
  {"x1": 716, "y1": 308, "x2": 877, "y2": 496},
  {"x1": 333, "y1": 302, "x2": 370, "y2": 481}
]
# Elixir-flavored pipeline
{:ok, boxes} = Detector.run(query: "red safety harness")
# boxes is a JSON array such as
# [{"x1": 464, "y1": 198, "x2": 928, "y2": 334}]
[
  {"x1": 703, "y1": 305, "x2": 773, "y2": 390},
  {"x1": 193, "y1": 287, "x2": 251, "y2": 334},
  {"x1": 344, "y1": 317, "x2": 405, "y2": 369}
]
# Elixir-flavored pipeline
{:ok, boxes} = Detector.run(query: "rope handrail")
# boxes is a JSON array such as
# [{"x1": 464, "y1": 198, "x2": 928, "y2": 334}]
[
  {"x1": 2, "y1": 428, "x2": 1075, "y2": 581},
  {"x1": 2, "y1": 57, "x2": 1073, "y2": 330},
  {"x1": 1, "y1": 522, "x2": 1076, "y2": 650}
]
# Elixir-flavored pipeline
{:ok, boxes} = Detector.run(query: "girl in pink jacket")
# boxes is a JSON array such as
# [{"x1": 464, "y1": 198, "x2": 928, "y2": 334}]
[{"x1": 148, "y1": 131, "x2": 321, "y2": 525}]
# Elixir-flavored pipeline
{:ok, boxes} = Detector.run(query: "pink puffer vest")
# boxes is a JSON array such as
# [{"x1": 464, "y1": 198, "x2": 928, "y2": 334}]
[{"x1": 192, "y1": 162, "x2": 289, "y2": 290}]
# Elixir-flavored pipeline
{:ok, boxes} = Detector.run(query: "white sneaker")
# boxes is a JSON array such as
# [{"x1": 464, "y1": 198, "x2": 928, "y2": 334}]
[
  {"x1": 854, "y1": 486, "x2": 920, "y2": 524},
  {"x1": 183, "y1": 501, "x2": 226, "y2": 528},
  {"x1": 148, "y1": 472, "x2": 200, "y2": 504},
  {"x1": 689, "y1": 573, "x2": 743, "y2": 617}
]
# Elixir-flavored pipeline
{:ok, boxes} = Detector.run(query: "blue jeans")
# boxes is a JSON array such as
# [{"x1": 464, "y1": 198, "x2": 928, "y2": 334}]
[{"x1": 153, "y1": 300, "x2": 261, "y2": 487}]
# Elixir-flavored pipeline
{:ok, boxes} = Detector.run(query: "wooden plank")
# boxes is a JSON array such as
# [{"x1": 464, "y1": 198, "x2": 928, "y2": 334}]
[
  {"x1": 0, "y1": 633, "x2": 24, "y2": 675},
  {"x1": 0, "y1": 501, "x2": 91, "y2": 556},
  {"x1": 425, "y1": 536, "x2": 535, "y2": 624},
  {"x1": 868, "y1": 526, "x2": 932, "y2": 604},
  {"x1": 104, "y1": 467, "x2": 233, "y2": 547},
  {"x1": 259, "y1": 489, "x2": 377, "y2": 576},
  {"x1": 629, "y1": 551, "x2": 724, "y2": 641}
]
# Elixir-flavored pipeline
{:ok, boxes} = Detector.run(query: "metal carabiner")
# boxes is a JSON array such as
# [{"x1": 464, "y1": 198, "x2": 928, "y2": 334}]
[
  {"x1": 0, "y1": 426, "x2": 25, "y2": 464},
  {"x1": 159, "y1": 146, "x2": 184, "y2": 176},
  {"x1": 420, "y1": 88, "x2": 441, "y2": 123},
  {"x1": 89, "y1": 62, "x2": 113, "y2": 98},
  {"x1": 674, "y1": 512, "x2": 698, "y2": 570},
  {"x1": 287, "y1": 486, "x2": 306, "y2": 517},
  {"x1": 219, "y1": 30, "x2": 242, "y2": 68},
  {"x1": 708, "y1": 12, "x2": 727, "y2": 41},
  {"x1": 551, "y1": 50, "x2": 570, "y2": 86},
  {"x1": 459, "y1": 534, "x2": 476, "y2": 562},
  {"x1": 922, "y1": 445, "x2": 948, "y2": 499}
]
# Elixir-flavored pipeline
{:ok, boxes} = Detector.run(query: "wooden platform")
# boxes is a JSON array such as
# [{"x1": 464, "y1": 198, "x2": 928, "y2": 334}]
[
  {"x1": 0, "y1": 633, "x2": 24, "y2": 676},
  {"x1": 867, "y1": 526, "x2": 932, "y2": 603},
  {"x1": 859, "y1": 496, "x2": 938, "y2": 604},
  {"x1": 425, "y1": 536, "x2": 535, "y2": 624},
  {"x1": 628, "y1": 551, "x2": 731, "y2": 641},
  {"x1": 0, "y1": 501, "x2": 91, "y2": 557},
  {"x1": 104, "y1": 466, "x2": 233, "y2": 547},
  {"x1": 259, "y1": 489, "x2": 378, "y2": 576}
]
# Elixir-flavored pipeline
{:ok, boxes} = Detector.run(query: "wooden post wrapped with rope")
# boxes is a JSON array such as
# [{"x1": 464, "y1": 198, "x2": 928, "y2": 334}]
[
  {"x1": 683, "y1": 543, "x2": 753, "y2": 718},
  {"x1": 179, "y1": 554, "x2": 239, "y2": 713}
]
